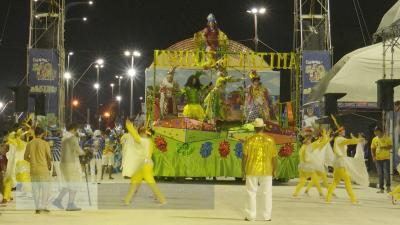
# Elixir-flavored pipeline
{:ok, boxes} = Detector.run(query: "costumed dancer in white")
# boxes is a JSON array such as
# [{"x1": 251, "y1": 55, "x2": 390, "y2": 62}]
[
  {"x1": 326, "y1": 116, "x2": 368, "y2": 204},
  {"x1": 52, "y1": 123, "x2": 85, "y2": 211}
]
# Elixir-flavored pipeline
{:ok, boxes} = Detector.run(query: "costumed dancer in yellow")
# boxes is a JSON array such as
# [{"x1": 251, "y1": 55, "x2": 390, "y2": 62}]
[
  {"x1": 304, "y1": 129, "x2": 335, "y2": 196},
  {"x1": 2, "y1": 131, "x2": 18, "y2": 203},
  {"x1": 326, "y1": 116, "x2": 364, "y2": 204},
  {"x1": 181, "y1": 72, "x2": 206, "y2": 121},
  {"x1": 15, "y1": 128, "x2": 32, "y2": 195},
  {"x1": 124, "y1": 119, "x2": 166, "y2": 205},
  {"x1": 292, "y1": 128, "x2": 329, "y2": 197},
  {"x1": 389, "y1": 147, "x2": 400, "y2": 204}
]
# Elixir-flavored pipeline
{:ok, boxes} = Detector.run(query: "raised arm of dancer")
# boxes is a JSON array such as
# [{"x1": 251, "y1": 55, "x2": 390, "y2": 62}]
[
  {"x1": 339, "y1": 137, "x2": 360, "y2": 147},
  {"x1": 125, "y1": 119, "x2": 141, "y2": 144}
]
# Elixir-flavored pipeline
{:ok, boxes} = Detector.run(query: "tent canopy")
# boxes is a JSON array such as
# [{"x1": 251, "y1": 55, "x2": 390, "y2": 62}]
[
  {"x1": 376, "y1": 0, "x2": 400, "y2": 35},
  {"x1": 308, "y1": 42, "x2": 400, "y2": 102}
]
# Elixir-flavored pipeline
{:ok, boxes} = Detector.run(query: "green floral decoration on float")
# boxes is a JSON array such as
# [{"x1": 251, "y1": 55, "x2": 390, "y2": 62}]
[{"x1": 177, "y1": 143, "x2": 194, "y2": 156}]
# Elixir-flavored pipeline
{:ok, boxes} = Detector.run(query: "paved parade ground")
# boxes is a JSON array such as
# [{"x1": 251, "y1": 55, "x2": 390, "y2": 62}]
[{"x1": 0, "y1": 175, "x2": 399, "y2": 225}]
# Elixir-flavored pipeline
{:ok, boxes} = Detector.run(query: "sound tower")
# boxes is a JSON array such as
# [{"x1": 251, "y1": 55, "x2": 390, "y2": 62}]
[
  {"x1": 10, "y1": 85, "x2": 30, "y2": 112},
  {"x1": 324, "y1": 93, "x2": 346, "y2": 116},
  {"x1": 377, "y1": 79, "x2": 400, "y2": 111},
  {"x1": 279, "y1": 70, "x2": 291, "y2": 102}
]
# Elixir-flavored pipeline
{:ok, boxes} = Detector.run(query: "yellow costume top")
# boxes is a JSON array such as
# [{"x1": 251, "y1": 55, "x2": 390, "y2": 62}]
[
  {"x1": 243, "y1": 133, "x2": 277, "y2": 176},
  {"x1": 371, "y1": 135, "x2": 392, "y2": 160}
]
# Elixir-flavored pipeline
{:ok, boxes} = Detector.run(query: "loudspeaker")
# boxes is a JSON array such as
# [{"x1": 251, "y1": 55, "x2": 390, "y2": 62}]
[
  {"x1": 324, "y1": 93, "x2": 346, "y2": 116},
  {"x1": 279, "y1": 70, "x2": 291, "y2": 102},
  {"x1": 10, "y1": 85, "x2": 30, "y2": 112},
  {"x1": 377, "y1": 79, "x2": 400, "y2": 111},
  {"x1": 32, "y1": 93, "x2": 46, "y2": 116}
]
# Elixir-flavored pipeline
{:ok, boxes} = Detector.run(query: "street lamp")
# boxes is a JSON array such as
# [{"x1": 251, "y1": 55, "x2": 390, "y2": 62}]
[
  {"x1": 110, "y1": 83, "x2": 115, "y2": 99},
  {"x1": 65, "y1": 17, "x2": 88, "y2": 23},
  {"x1": 247, "y1": 7, "x2": 266, "y2": 51},
  {"x1": 0, "y1": 101, "x2": 4, "y2": 109},
  {"x1": 124, "y1": 50, "x2": 140, "y2": 118},
  {"x1": 88, "y1": 1, "x2": 94, "y2": 5},
  {"x1": 72, "y1": 100, "x2": 79, "y2": 107},
  {"x1": 116, "y1": 95, "x2": 122, "y2": 102},
  {"x1": 115, "y1": 75, "x2": 124, "y2": 95},
  {"x1": 64, "y1": 72, "x2": 72, "y2": 122},
  {"x1": 67, "y1": 52, "x2": 74, "y2": 70}
]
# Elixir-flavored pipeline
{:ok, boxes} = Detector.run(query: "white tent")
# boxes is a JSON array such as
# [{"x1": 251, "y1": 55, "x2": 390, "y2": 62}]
[
  {"x1": 376, "y1": 0, "x2": 400, "y2": 34},
  {"x1": 308, "y1": 0, "x2": 400, "y2": 103},
  {"x1": 308, "y1": 42, "x2": 400, "y2": 102}
]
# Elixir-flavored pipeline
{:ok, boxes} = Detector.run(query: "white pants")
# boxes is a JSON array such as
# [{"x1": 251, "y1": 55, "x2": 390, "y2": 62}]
[
  {"x1": 245, "y1": 176, "x2": 273, "y2": 221},
  {"x1": 90, "y1": 158, "x2": 102, "y2": 182},
  {"x1": 102, "y1": 154, "x2": 114, "y2": 166},
  {"x1": 51, "y1": 161, "x2": 62, "y2": 189},
  {"x1": 32, "y1": 182, "x2": 50, "y2": 210}
]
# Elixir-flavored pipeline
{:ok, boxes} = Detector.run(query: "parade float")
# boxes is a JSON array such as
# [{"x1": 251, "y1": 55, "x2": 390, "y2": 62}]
[{"x1": 145, "y1": 14, "x2": 300, "y2": 180}]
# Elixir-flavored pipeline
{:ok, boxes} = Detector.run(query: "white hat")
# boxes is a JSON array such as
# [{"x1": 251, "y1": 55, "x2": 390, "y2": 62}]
[
  {"x1": 253, "y1": 118, "x2": 266, "y2": 128},
  {"x1": 93, "y1": 130, "x2": 101, "y2": 137}
]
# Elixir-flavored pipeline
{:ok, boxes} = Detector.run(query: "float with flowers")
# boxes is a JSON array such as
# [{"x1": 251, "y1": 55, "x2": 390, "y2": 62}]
[{"x1": 145, "y1": 13, "x2": 300, "y2": 180}]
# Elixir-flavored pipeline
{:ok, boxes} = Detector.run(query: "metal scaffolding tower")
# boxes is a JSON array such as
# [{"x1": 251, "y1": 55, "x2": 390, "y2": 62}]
[
  {"x1": 28, "y1": 0, "x2": 65, "y2": 126},
  {"x1": 293, "y1": 0, "x2": 333, "y2": 126}
]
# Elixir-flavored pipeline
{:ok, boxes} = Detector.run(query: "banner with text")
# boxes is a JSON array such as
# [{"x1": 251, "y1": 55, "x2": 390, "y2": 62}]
[
  {"x1": 28, "y1": 48, "x2": 59, "y2": 115},
  {"x1": 301, "y1": 51, "x2": 331, "y2": 127}
]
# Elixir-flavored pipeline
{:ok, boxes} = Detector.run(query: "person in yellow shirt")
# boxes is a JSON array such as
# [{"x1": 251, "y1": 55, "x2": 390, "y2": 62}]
[
  {"x1": 124, "y1": 120, "x2": 166, "y2": 205},
  {"x1": 371, "y1": 126, "x2": 392, "y2": 193},
  {"x1": 242, "y1": 118, "x2": 277, "y2": 222}
]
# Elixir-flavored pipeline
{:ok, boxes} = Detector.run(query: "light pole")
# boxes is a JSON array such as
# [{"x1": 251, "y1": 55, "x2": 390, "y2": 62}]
[
  {"x1": 67, "y1": 51, "x2": 74, "y2": 70},
  {"x1": 246, "y1": 7, "x2": 266, "y2": 52},
  {"x1": 116, "y1": 95, "x2": 122, "y2": 117},
  {"x1": 110, "y1": 83, "x2": 115, "y2": 99},
  {"x1": 115, "y1": 75, "x2": 123, "y2": 96},
  {"x1": 124, "y1": 50, "x2": 141, "y2": 118},
  {"x1": 94, "y1": 59, "x2": 104, "y2": 125},
  {"x1": 64, "y1": 72, "x2": 72, "y2": 123},
  {"x1": 65, "y1": 17, "x2": 88, "y2": 23},
  {"x1": 94, "y1": 82, "x2": 100, "y2": 128},
  {"x1": 127, "y1": 68, "x2": 137, "y2": 119}
]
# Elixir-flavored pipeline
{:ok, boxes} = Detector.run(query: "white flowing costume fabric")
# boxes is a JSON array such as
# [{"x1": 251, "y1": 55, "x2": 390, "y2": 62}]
[
  {"x1": 5, "y1": 144, "x2": 17, "y2": 187},
  {"x1": 343, "y1": 142, "x2": 369, "y2": 187},
  {"x1": 121, "y1": 133, "x2": 148, "y2": 177},
  {"x1": 332, "y1": 137, "x2": 369, "y2": 187},
  {"x1": 309, "y1": 143, "x2": 334, "y2": 173}
]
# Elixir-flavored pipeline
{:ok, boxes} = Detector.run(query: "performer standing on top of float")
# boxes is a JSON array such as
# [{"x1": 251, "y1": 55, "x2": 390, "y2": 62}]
[
  {"x1": 181, "y1": 72, "x2": 206, "y2": 121},
  {"x1": 244, "y1": 70, "x2": 270, "y2": 123},
  {"x1": 194, "y1": 13, "x2": 228, "y2": 68},
  {"x1": 159, "y1": 66, "x2": 179, "y2": 119},
  {"x1": 204, "y1": 60, "x2": 240, "y2": 125},
  {"x1": 326, "y1": 116, "x2": 364, "y2": 204}
]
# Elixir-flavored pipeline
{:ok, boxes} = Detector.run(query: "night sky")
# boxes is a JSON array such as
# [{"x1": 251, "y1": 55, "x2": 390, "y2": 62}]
[{"x1": 0, "y1": 0, "x2": 397, "y2": 121}]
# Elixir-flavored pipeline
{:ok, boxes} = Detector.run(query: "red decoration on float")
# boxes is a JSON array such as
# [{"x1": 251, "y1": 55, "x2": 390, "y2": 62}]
[
  {"x1": 279, "y1": 143, "x2": 293, "y2": 157},
  {"x1": 155, "y1": 136, "x2": 168, "y2": 152},
  {"x1": 218, "y1": 140, "x2": 230, "y2": 158}
]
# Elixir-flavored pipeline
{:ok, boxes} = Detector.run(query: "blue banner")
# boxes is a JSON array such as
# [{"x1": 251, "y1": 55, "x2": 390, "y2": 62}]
[
  {"x1": 302, "y1": 51, "x2": 331, "y2": 102},
  {"x1": 28, "y1": 49, "x2": 59, "y2": 115},
  {"x1": 301, "y1": 51, "x2": 331, "y2": 127}
]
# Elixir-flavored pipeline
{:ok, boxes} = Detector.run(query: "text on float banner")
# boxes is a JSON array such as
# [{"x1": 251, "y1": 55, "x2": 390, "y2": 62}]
[{"x1": 154, "y1": 50, "x2": 298, "y2": 70}]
